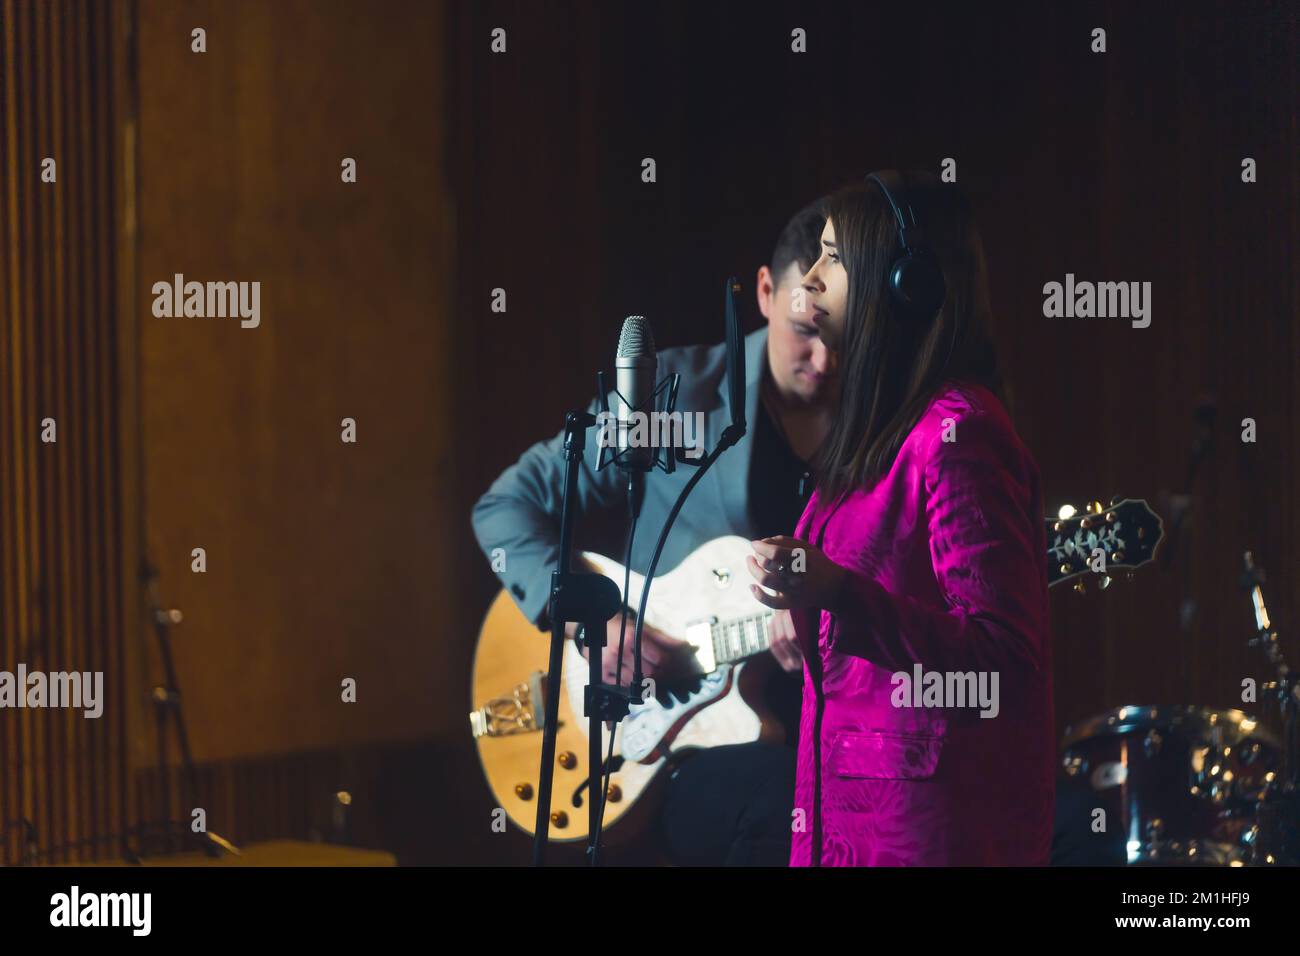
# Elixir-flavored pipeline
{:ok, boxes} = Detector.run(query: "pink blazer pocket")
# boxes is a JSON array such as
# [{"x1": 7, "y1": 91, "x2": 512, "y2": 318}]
[{"x1": 827, "y1": 731, "x2": 945, "y2": 780}]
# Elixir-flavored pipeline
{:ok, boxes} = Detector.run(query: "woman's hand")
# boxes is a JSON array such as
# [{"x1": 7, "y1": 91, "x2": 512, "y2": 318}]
[{"x1": 747, "y1": 536, "x2": 848, "y2": 612}]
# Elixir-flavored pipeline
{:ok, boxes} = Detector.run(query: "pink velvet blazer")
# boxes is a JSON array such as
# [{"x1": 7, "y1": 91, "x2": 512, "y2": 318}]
[{"x1": 789, "y1": 381, "x2": 1055, "y2": 866}]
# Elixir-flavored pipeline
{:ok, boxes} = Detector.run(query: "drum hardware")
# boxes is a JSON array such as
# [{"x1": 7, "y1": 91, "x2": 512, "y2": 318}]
[
  {"x1": 1060, "y1": 705, "x2": 1280, "y2": 866},
  {"x1": 1239, "y1": 551, "x2": 1299, "y2": 865},
  {"x1": 1055, "y1": 551, "x2": 1300, "y2": 866},
  {"x1": 1143, "y1": 728, "x2": 1162, "y2": 758}
]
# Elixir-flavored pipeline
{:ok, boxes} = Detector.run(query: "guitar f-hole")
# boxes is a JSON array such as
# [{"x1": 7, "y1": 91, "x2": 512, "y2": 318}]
[{"x1": 571, "y1": 755, "x2": 625, "y2": 808}]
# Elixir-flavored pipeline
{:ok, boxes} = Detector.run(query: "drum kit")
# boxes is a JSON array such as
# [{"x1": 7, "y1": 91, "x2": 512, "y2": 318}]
[{"x1": 1057, "y1": 552, "x2": 1299, "y2": 866}]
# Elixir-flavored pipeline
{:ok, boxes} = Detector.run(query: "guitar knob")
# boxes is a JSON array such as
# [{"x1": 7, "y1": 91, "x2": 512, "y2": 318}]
[
  {"x1": 558, "y1": 751, "x2": 577, "y2": 770},
  {"x1": 1088, "y1": 500, "x2": 1104, "y2": 515},
  {"x1": 551, "y1": 811, "x2": 569, "y2": 829},
  {"x1": 1098, "y1": 574, "x2": 1112, "y2": 590},
  {"x1": 1113, "y1": 551, "x2": 1125, "y2": 563},
  {"x1": 1073, "y1": 580, "x2": 1087, "y2": 594},
  {"x1": 606, "y1": 784, "x2": 623, "y2": 803},
  {"x1": 514, "y1": 783, "x2": 534, "y2": 800}
]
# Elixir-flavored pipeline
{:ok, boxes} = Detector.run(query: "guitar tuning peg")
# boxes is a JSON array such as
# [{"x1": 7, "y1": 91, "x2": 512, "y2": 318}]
[
  {"x1": 1073, "y1": 580, "x2": 1087, "y2": 594},
  {"x1": 1088, "y1": 501, "x2": 1104, "y2": 515},
  {"x1": 1110, "y1": 495, "x2": 1123, "y2": 506},
  {"x1": 1058, "y1": 504, "x2": 1077, "y2": 521},
  {"x1": 1098, "y1": 574, "x2": 1112, "y2": 590}
]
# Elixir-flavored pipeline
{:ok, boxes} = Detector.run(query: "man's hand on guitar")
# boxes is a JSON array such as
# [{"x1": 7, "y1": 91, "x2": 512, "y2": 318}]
[
  {"x1": 568, "y1": 613, "x2": 700, "y2": 685},
  {"x1": 767, "y1": 608, "x2": 804, "y2": 673}
]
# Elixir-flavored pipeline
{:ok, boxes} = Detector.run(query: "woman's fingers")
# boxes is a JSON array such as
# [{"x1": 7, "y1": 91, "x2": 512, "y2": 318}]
[
  {"x1": 746, "y1": 554, "x2": 783, "y2": 590},
  {"x1": 756, "y1": 554, "x2": 805, "y2": 586},
  {"x1": 749, "y1": 553, "x2": 807, "y2": 590},
  {"x1": 751, "y1": 535, "x2": 807, "y2": 563},
  {"x1": 750, "y1": 583, "x2": 794, "y2": 609},
  {"x1": 748, "y1": 552, "x2": 799, "y2": 609},
  {"x1": 750, "y1": 538, "x2": 796, "y2": 563}
]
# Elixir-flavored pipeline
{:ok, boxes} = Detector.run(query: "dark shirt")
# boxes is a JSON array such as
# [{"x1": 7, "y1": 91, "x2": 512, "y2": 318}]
[{"x1": 748, "y1": 393, "x2": 813, "y2": 538}]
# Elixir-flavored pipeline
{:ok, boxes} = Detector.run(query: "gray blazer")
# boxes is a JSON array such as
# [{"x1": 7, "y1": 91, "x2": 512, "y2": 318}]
[{"x1": 471, "y1": 326, "x2": 772, "y2": 628}]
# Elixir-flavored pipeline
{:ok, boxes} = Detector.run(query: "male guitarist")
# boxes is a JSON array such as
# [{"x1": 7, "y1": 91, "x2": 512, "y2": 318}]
[{"x1": 471, "y1": 197, "x2": 838, "y2": 865}]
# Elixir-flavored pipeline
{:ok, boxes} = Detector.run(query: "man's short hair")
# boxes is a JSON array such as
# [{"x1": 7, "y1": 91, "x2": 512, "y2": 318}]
[{"x1": 769, "y1": 196, "x2": 828, "y2": 288}]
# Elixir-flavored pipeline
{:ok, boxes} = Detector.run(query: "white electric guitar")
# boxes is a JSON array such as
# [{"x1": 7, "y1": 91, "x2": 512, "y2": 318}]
[{"x1": 469, "y1": 499, "x2": 1163, "y2": 842}]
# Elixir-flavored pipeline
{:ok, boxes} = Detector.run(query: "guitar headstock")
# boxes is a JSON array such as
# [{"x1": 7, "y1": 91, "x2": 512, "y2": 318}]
[{"x1": 1047, "y1": 497, "x2": 1164, "y2": 589}]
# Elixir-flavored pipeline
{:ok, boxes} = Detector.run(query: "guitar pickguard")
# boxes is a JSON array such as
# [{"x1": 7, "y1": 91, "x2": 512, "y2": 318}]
[{"x1": 621, "y1": 666, "x2": 735, "y2": 761}]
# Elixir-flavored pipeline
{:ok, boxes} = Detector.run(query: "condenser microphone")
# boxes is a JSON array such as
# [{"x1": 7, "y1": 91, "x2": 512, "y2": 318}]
[{"x1": 614, "y1": 315, "x2": 658, "y2": 474}]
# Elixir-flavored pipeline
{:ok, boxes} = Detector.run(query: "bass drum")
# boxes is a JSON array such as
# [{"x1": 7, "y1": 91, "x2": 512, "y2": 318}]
[{"x1": 1059, "y1": 705, "x2": 1279, "y2": 866}]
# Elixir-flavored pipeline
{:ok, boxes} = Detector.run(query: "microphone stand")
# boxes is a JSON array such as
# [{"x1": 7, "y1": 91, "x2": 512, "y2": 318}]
[
  {"x1": 531, "y1": 410, "x2": 623, "y2": 865},
  {"x1": 532, "y1": 369, "x2": 681, "y2": 866},
  {"x1": 592, "y1": 278, "x2": 750, "y2": 855},
  {"x1": 532, "y1": 279, "x2": 749, "y2": 866},
  {"x1": 139, "y1": 562, "x2": 239, "y2": 860}
]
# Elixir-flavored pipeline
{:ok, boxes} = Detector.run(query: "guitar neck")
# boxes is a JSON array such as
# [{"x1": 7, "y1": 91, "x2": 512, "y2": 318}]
[
  {"x1": 706, "y1": 500, "x2": 1162, "y2": 666},
  {"x1": 711, "y1": 611, "x2": 776, "y2": 666}
]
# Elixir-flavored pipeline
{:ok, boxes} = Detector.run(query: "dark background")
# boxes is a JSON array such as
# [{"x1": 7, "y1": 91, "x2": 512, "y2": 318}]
[
  {"x1": 452, "y1": 0, "x2": 1298, "y2": 823},
  {"x1": 1, "y1": 0, "x2": 1295, "y2": 865}
]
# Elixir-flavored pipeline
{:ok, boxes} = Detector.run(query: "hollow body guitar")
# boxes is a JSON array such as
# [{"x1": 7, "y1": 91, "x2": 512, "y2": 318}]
[
  {"x1": 471, "y1": 536, "x2": 778, "y2": 844},
  {"x1": 470, "y1": 499, "x2": 1163, "y2": 842}
]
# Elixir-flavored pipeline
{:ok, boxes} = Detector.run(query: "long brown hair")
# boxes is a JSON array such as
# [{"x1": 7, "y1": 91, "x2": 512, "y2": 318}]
[{"x1": 812, "y1": 171, "x2": 1003, "y2": 504}]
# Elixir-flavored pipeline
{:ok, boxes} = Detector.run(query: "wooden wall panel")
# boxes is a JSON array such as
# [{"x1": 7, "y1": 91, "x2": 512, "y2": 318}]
[
  {"x1": 1, "y1": 0, "x2": 135, "y2": 864},
  {"x1": 132, "y1": 0, "x2": 454, "y2": 765},
  {"x1": 5, "y1": 0, "x2": 463, "y2": 865}
]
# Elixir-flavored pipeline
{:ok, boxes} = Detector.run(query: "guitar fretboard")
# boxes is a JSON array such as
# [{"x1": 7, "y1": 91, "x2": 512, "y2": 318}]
[
  {"x1": 699, "y1": 498, "x2": 1161, "y2": 666},
  {"x1": 712, "y1": 611, "x2": 776, "y2": 665}
]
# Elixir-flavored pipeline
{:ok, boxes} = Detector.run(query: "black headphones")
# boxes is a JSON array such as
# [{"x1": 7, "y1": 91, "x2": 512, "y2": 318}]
[{"x1": 865, "y1": 170, "x2": 946, "y2": 322}]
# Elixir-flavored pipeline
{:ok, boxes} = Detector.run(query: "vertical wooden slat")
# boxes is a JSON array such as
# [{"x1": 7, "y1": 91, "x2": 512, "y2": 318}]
[
  {"x1": 70, "y1": 0, "x2": 92, "y2": 861},
  {"x1": 112, "y1": 0, "x2": 140, "y2": 863},
  {"x1": 17, "y1": 0, "x2": 37, "y2": 865},
  {"x1": 64, "y1": 0, "x2": 81, "y2": 865},
  {"x1": 51, "y1": 0, "x2": 71, "y2": 864},
  {"x1": 72, "y1": 0, "x2": 91, "y2": 860},
  {"x1": 45, "y1": 0, "x2": 72, "y2": 865},
  {"x1": 0, "y1": 0, "x2": 14, "y2": 869},
  {"x1": 94, "y1": 0, "x2": 125, "y2": 863}
]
